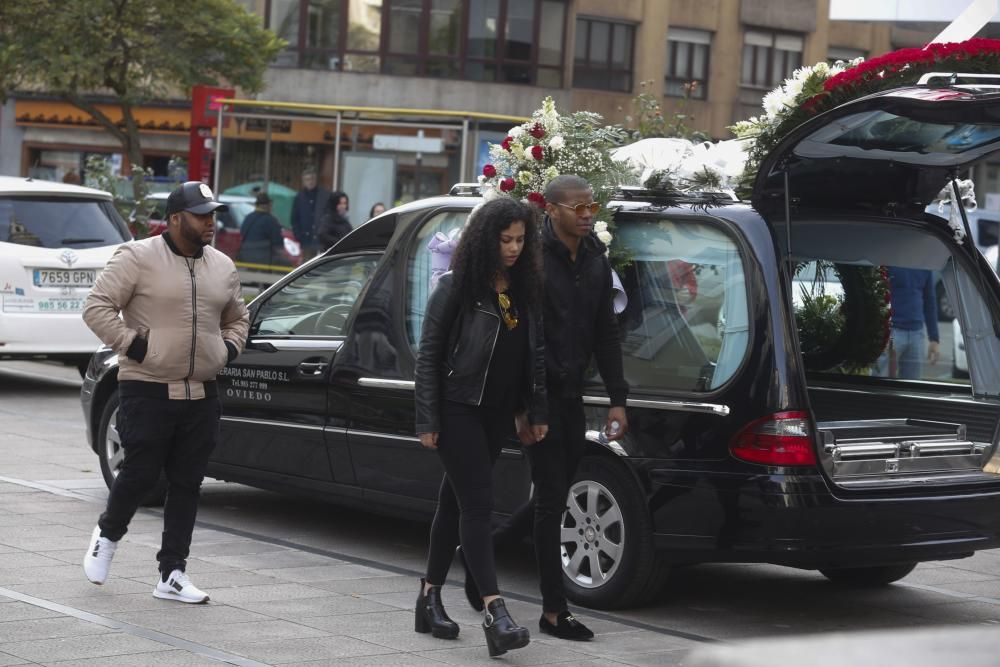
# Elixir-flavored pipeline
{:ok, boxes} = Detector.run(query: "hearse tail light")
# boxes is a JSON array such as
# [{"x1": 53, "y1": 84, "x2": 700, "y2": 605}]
[{"x1": 730, "y1": 411, "x2": 817, "y2": 466}]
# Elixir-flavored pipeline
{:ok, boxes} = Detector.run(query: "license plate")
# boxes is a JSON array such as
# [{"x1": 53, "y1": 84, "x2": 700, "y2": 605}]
[{"x1": 33, "y1": 269, "x2": 96, "y2": 287}]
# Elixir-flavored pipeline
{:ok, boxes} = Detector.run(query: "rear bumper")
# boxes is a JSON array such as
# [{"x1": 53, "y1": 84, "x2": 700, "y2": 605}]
[
  {"x1": 647, "y1": 467, "x2": 1000, "y2": 567},
  {"x1": 0, "y1": 312, "x2": 101, "y2": 357}
]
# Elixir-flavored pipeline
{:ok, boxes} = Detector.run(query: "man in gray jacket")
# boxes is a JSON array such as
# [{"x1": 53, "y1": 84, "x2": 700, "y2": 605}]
[{"x1": 82, "y1": 181, "x2": 249, "y2": 603}]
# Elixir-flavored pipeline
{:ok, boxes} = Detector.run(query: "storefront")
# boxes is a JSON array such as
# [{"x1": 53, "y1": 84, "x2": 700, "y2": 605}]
[
  {"x1": 212, "y1": 99, "x2": 526, "y2": 227},
  {"x1": 12, "y1": 98, "x2": 190, "y2": 183}
]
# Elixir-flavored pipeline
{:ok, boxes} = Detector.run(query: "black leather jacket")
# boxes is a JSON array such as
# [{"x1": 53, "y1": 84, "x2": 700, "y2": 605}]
[{"x1": 415, "y1": 273, "x2": 547, "y2": 434}]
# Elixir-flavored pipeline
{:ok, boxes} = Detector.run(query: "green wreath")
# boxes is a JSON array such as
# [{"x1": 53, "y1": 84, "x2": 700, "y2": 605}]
[{"x1": 795, "y1": 262, "x2": 891, "y2": 373}]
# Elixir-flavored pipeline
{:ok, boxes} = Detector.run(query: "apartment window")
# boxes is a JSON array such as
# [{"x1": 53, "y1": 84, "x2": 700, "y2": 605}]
[
  {"x1": 828, "y1": 46, "x2": 866, "y2": 65},
  {"x1": 666, "y1": 28, "x2": 710, "y2": 99},
  {"x1": 573, "y1": 17, "x2": 635, "y2": 92},
  {"x1": 266, "y1": 0, "x2": 565, "y2": 86},
  {"x1": 741, "y1": 29, "x2": 803, "y2": 88}
]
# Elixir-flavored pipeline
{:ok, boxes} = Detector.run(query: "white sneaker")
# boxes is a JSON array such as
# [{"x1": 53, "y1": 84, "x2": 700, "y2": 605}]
[
  {"x1": 153, "y1": 569, "x2": 210, "y2": 604},
  {"x1": 83, "y1": 525, "x2": 117, "y2": 585}
]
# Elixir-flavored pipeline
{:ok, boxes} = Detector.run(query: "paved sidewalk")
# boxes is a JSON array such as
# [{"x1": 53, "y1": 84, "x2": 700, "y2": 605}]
[{"x1": 0, "y1": 478, "x2": 699, "y2": 666}]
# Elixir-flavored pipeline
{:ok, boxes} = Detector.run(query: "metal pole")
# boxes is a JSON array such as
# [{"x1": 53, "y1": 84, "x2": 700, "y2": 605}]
[
  {"x1": 332, "y1": 112, "x2": 342, "y2": 190},
  {"x1": 213, "y1": 104, "x2": 224, "y2": 192},
  {"x1": 460, "y1": 118, "x2": 469, "y2": 182},
  {"x1": 263, "y1": 118, "x2": 272, "y2": 193}
]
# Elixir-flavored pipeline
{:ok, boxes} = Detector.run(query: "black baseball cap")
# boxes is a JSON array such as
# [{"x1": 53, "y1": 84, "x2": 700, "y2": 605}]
[{"x1": 165, "y1": 181, "x2": 229, "y2": 217}]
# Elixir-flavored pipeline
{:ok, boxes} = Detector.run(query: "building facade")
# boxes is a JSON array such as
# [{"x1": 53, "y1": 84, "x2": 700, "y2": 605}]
[{"x1": 3, "y1": 0, "x2": 994, "y2": 211}]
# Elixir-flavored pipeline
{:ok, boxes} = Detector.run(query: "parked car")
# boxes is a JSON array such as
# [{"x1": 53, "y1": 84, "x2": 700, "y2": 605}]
[
  {"x1": 0, "y1": 176, "x2": 130, "y2": 374},
  {"x1": 141, "y1": 192, "x2": 302, "y2": 267},
  {"x1": 81, "y1": 85, "x2": 1000, "y2": 609}
]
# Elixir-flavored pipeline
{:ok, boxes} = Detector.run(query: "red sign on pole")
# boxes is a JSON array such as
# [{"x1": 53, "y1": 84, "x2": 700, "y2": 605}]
[{"x1": 189, "y1": 85, "x2": 234, "y2": 184}]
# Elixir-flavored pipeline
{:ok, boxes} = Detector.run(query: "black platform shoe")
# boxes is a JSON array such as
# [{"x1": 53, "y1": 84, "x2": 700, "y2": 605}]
[
  {"x1": 482, "y1": 598, "x2": 530, "y2": 657},
  {"x1": 456, "y1": 546, "x2": 483, "y2": 612},
  {"x1": 414, "y1": 579, "x2": 459, "y2": 639}
]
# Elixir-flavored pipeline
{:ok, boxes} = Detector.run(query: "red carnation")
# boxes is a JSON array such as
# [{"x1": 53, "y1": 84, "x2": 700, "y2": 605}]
[
  {"x1": 499, "y1": 178, "x2": 516, "y2": 192},
  {"x1": 483, "y1": 164, "x2": 497, "y2": 178},
  {"x1": 527, "y1": 192, "x2": 546, "y2": 208},
  {"x1": 501, "y1": 136, "x2": 513, "y2": 152},
  {"x1": 531, "y1": 145, "x2": 544, "y2": 160},
  {"x1": 529, "y1": 123, "x2": 545, "y2": 139}
]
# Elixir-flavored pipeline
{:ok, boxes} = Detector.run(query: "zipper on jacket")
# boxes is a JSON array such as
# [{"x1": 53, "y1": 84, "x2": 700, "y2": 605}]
[
  {"x1": 185, "y1": 257, "x2": 197, "y2": 400},
  {"x1": 474, "y1": 303, "x2": 501, "y2": 406}
]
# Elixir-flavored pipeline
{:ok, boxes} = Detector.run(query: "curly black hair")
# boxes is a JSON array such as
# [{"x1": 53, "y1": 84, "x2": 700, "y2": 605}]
[{"x1": 450, "y1": 198, "x2": 543, "y2": 314}]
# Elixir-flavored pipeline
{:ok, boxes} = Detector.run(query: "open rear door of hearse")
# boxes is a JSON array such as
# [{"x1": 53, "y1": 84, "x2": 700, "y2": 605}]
[{"x1": 753, "y1": 84, "x2": 1000, "y2": 491}]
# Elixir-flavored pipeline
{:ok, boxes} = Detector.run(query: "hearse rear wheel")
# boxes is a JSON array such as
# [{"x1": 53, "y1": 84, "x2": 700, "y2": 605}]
[
  {"x1": 819, "y1": 562, "x2": 918, "y2": 586},
  {"x1": 97, "y1": 390, "x2": 167, "y2": 507},
  {"x1": 561, "y1": 456, "x2": 669, "y2": 609}
]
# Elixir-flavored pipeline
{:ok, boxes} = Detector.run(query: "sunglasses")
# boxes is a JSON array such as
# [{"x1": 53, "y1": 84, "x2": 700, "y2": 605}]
[
  {"x1": 498, "y1": 293, "x2": 519, "y2": 330},
  {"x1": 555, "y1": 201, "x2": 601, "y2": 216}
]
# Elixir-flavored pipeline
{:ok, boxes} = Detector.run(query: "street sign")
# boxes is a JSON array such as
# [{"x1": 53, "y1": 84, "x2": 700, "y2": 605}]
[{"x1": 373, "y1": 133, "x2": 443, "y2": 154}]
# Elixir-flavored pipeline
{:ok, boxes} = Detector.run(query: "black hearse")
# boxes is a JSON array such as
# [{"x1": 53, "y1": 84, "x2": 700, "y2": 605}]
[{"x1": 82, "y1": 84, "x2": 1000, "y2": 609}]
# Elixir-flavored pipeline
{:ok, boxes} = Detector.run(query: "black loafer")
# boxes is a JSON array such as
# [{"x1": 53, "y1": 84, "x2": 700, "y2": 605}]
[{"x1": 539, "y1": 611, "x2": 594, "y2": 641}]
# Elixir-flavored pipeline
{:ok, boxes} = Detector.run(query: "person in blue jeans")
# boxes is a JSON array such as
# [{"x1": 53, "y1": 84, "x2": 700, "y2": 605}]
[{"x1": 875, "y1": 267, "x2": 940, "y2": 379}]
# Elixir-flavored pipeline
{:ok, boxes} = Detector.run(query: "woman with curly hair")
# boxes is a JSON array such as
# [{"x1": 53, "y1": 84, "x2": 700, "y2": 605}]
[{"x1": 414, "y1": 197, "x2": 548, "y2": 656}]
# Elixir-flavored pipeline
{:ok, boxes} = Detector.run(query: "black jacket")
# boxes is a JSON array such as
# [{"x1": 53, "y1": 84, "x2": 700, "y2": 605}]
[
  {"x1": 542, "y1": 218, "x2": 628, "y2": 406},
  {"x1": 317, "y1": 212, "x2": 353, "y2": 251},
  {"x1": 415, "y1": 273, "x2": 547, "y2": 434}
]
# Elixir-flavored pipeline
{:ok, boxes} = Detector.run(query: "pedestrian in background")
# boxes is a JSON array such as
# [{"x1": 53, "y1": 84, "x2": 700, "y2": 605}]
[
  {"x1": 875, "y1": 266, "x2": 940, "y2": 379},
  {"x1": 473, "y1": 174, "x2": 629, "y2": 641},
  {"x1": 291, "y1": 167, "x2": 329, "y2": 260},
  {"x1": 317, "y1": 190, "x2": 352, "y2": 252},
  {"x1": 238, "y1": 191, "x2": 285, "y2": 266},
  {"x1": 414, "y1": 198, "x2": 547, "y2": 657},
  {"x1": 82, "y1": 181, "x2": 249, "y2": 604},
  {"x1": 369, "y1": 202, "x2": 386, "y2": 220}
]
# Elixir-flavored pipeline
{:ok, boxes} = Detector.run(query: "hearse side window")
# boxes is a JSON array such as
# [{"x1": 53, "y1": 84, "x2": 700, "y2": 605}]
[
  {"x1": 787, "y1": 219, "x2": 1000, "y2": 393},
  {"x1": 250, "y1": 255, "x2": 379, "y2": 337},
  {"x1": 405, "y1": 210, "x2": 469, "y2": 346},
  {"x1": 602, "y1": 218, "x2": 750, "y2": 392}
]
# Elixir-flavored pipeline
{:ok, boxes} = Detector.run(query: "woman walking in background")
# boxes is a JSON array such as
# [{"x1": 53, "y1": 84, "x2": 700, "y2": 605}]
[
  {"x1": 317, "y1": 191, "x2": 352, "y2": 252},
  {"x1": 414, "y1": 198, "x2": 547, "y2": 657}
]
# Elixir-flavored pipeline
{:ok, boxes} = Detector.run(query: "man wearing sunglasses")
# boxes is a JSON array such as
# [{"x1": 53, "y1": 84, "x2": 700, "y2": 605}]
[{"x1": 465, "y1": 174, "x2": 629, "y2": 640}]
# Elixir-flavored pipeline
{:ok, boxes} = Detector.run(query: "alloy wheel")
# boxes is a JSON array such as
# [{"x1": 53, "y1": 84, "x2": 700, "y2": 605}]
[
  {"x1": 103, "y1": 406, "x2": 123, "y2": 479},
  {"x1": 560, "y1": 479, "x2": 625, "y2": 588}
]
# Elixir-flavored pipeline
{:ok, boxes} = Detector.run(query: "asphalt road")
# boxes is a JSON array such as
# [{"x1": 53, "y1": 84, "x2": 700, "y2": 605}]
[{"x1": 2, "y1": 359, "x2": 999, "y2": 660}]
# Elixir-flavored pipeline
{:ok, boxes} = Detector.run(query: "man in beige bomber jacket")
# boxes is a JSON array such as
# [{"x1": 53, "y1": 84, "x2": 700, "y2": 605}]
[{"x1": 82, "y1": 182, "x2": 249, "y2": 604}]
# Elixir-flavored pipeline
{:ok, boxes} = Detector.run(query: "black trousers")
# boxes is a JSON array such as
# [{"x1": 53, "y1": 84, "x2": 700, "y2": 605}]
[
  {"x1": 495, "y1": 397, "x2": 585, "y2": 613},
  {"x1": 425, "y1": 401, "x2": 511, "y2": 598},
  {"x1": 98, "y1": 394, "x2": 220, "y2": 574}
]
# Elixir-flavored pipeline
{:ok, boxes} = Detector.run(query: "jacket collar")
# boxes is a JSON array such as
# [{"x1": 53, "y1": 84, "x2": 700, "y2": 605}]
[
  {"x1": 162, "y1": 231, "x2": 204, "y2": 259},
  {"x1": 542, "y1": 216, "x2": 605, "y2": 263}
]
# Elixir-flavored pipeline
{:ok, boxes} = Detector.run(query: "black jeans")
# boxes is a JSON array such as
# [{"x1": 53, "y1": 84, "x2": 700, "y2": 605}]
[
  {"x1": 494, "y1": 397, "x2": 585, "y2": 613},
  {"x1": 425, "y1": 401, "x2": 511, "y2": 598},
  {"x1": 98, "y1": 394, "x2": 220, "y2": 574}
]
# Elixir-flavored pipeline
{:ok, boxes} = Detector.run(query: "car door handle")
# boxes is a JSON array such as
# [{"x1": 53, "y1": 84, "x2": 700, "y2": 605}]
[{"x1": 298, "y1": 361, "x2": 329, "y2": 376}]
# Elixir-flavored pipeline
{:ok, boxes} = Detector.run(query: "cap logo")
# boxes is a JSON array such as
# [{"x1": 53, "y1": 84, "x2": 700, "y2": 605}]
[{"x1": 199, "y1": 184, "x2": 213, "y2": 199}]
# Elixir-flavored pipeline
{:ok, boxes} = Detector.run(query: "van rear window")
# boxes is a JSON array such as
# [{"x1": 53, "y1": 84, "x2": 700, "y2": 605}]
[{"x1": 0, "y1": 197, "x2": 130, "y2": 248}]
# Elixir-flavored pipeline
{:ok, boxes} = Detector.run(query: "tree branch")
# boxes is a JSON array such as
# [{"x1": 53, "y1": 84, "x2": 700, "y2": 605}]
[{"x1": 64, "y1": 93, "x2": 128, "y2": 146}]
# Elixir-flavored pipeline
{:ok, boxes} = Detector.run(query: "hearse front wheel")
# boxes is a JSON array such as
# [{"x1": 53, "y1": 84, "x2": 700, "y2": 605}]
[
  {"x1": 97, "y1": 390, "x2": 167, "y2": 507},
  {"x1": 561, "y1": 456, "x2": 669, "y2": 609},
  {"x1": 819, "y1": 563, "x2": 917, "y2": 586}
]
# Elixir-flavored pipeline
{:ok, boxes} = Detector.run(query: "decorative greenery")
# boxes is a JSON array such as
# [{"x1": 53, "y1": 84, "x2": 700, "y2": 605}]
[
  {"x1": 480, "y1": 97, "x2": 635, "y2": 271},
  {"x1": 795, "y1": 262, "x2": 891, "y2": 373},
  {"x1": 626, "y1": 80, "x2": 709, "y2": 143},
  {"x1": 730, "y1": 38, "x2": 1000, "y2": 195}
]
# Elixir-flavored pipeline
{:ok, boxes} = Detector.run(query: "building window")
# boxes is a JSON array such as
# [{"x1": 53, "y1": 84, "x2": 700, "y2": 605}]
[
  {"x1": 827, "y1": 46, "x2": 866, "y2": 65},
  {"x1": 266, "y1": 0, "x2": 565, "y2": 86},
  {"x1": 665, "y1": 28, "x2": 710, "y2": 99},
  {"x1": 741, "y1": 29, "x2": 803, "y2": 89},
  {"x1": 573, "y1": 17, "x2": 635, "y2": 92}
]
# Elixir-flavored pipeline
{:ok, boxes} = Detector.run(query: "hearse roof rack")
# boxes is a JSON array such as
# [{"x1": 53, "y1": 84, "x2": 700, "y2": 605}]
[
  {"x1": 917, "y1": 71, "x2": 1000, "y2": 93},
  {"x1": 449, "y1": 182, "x2": 739, "y2": 206}
]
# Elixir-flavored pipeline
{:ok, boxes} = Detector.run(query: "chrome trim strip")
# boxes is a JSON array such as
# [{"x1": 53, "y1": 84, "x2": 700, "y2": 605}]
[
  {"x1": 358, "y1": 378, "x2": 416, "y2": 390},
  {"x1": 582, "y1": 395, "x2": 730, "y2": 417},
  {"x1": 220, "y1": 416, "x2": 324, "y2": 431},
  {"x1": 252, "y1": 339, "x2": 343, "y2": 350},
  {"x1": 350, "y1": 429, "x2": 421, "y2": 444}
]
